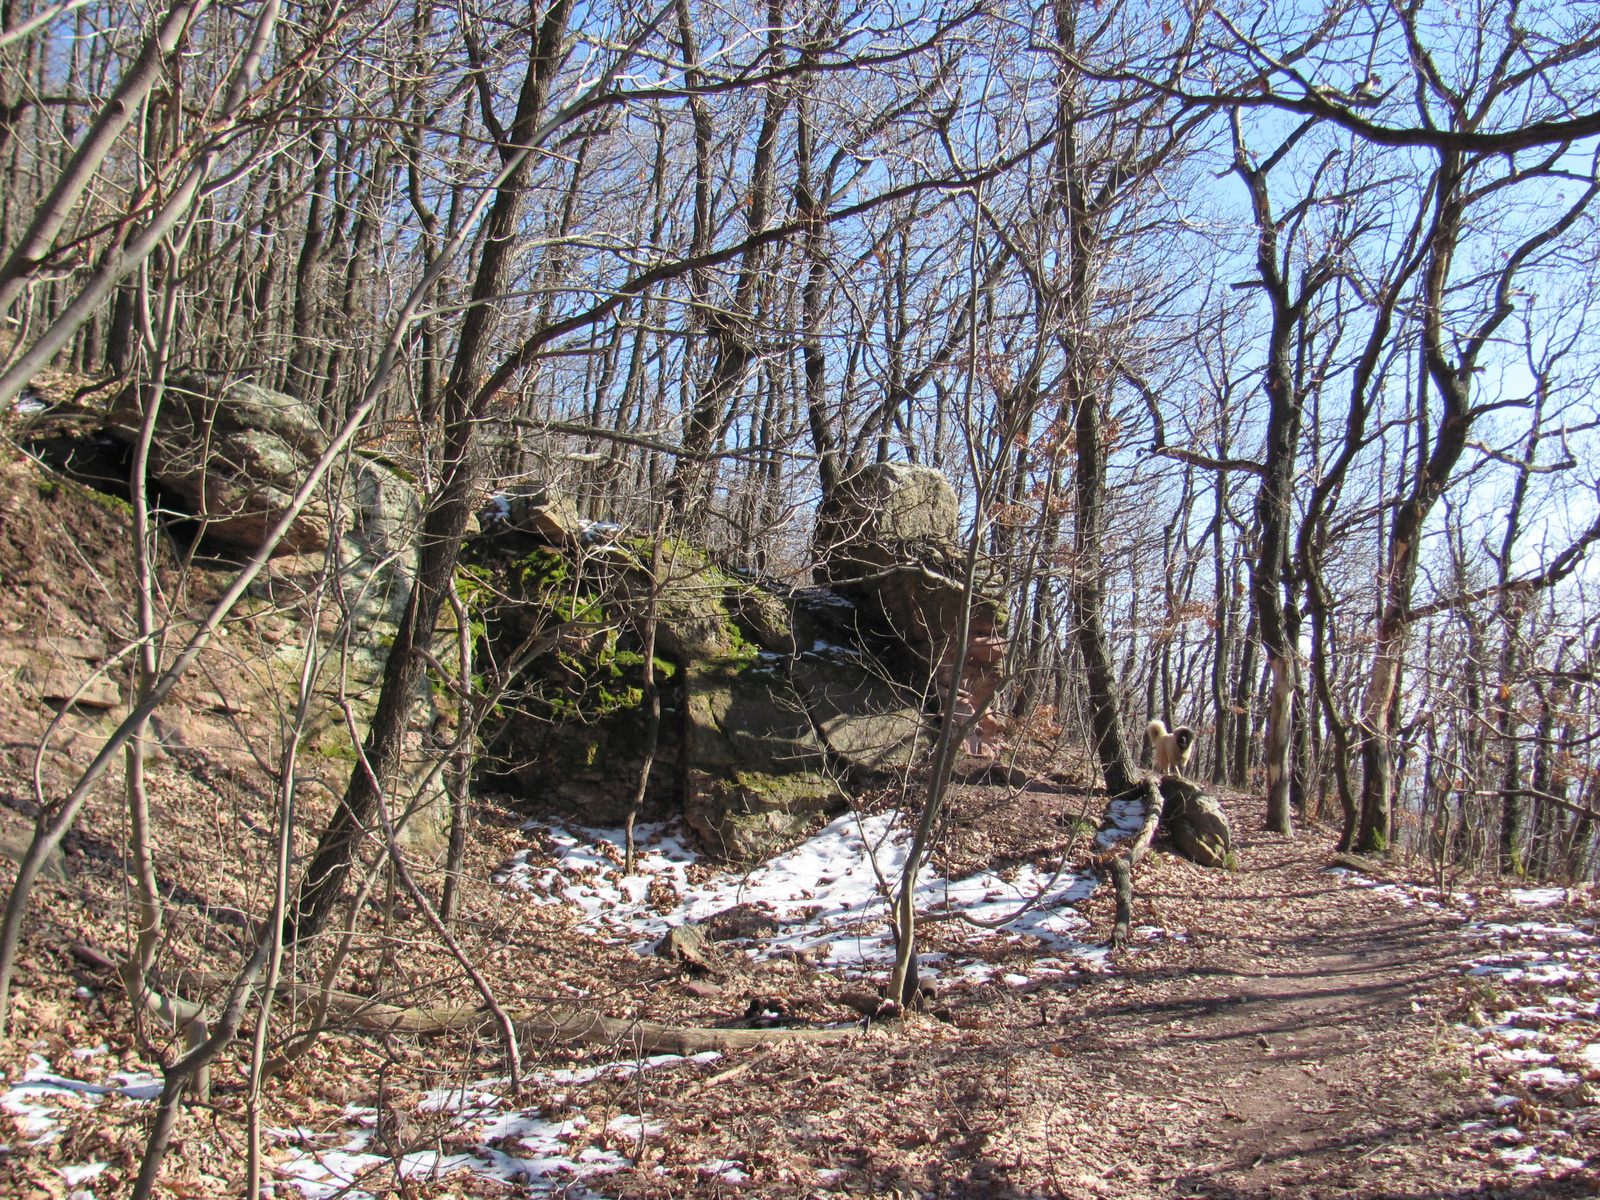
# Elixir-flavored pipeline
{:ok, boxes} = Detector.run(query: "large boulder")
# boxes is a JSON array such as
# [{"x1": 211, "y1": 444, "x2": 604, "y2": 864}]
[
  {"x1": 819, "y1": 462, "x2": 961, "y2": 553},
  {"x1": 483, "y1": 484, "x2": 586, "y2": 546},
  {"x1": 679, "y1": 653, "x2": 920, "y2": 860},
  {"x1": 105, "y1": 377, "x2": 337, "y2": 555},
  {"x1": 124, "y1": 377, "x2": 450, "y2": 848},
  {"x1": 817, "y1": 463, "x2": 1006, "y2": 755},
  {"x1": 467, "y1": 522, "x2": 924, "y2": 860},
  {"x1": 1159, "y1": 777, "x2": 1233, "y2": 868}
]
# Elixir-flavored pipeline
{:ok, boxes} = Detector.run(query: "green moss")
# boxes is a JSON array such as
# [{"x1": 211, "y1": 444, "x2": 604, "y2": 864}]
[
  {"x1": 729, "y1": 769, "x2": 842, "y2": 810},
  {"x1": 355, "y1": 450, "x2": 415, "y2": 484},
  {"x1": 455, "y1": 563, "x2": 496, "y2": 610},
  {"x1": 723, "y1": 622, "x2": 760, "y2": 663},
  {"x1": 510, "y1": 547, "x2": 603, "y2": 618},
  {"x1": 86, "y1": 488, "x2": 133, "y2": 516},
  {"x1": 315, "y1": 731, "x2": 360, "y2": 764}
]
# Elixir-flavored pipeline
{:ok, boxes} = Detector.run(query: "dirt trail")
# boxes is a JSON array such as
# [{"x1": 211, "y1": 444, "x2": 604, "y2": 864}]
[{"x1": 1030, "y1": 826, "x2": 1566, "y2": 1199}]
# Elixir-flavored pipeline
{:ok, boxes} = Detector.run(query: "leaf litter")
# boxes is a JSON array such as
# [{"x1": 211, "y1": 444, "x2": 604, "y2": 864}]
[{"x1": 9, "y1": 722, "x2": 1600, "y2": 1198}]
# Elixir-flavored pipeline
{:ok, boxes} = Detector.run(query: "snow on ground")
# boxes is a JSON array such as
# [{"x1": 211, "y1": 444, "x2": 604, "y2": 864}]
[
  {"x1": 4, "y1": 811, "x2": 1108, "y2": 1197},
  {"x1": 1332, "y1": 869, "x2": 1600, "y2": 1181},
  {"x1": 0, "y1": 1054, "x2": 162, "y2": 1199},
  {"x1": 1453, "y1": 896, "x2": 1600, "y2": 1182},
  {"x1": 1094, "y1": 793, "x2": 1150, "y2": 851},
  {"x1": 494, "y1": 809, "x2": 1106, "y2": 983},
  {"x1": 1, "y1": 1046, "x2": 722, "y2": 1200},
  {"x1": 267, "y1": 1051, "x2": 723, "y2": 1198},
  {"x1": 1, "y1": 1053, "x2": 162, "y2": 1140}
]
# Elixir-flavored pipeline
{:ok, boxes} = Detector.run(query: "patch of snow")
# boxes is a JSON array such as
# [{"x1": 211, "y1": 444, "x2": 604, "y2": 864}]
[
  {"x1": 1519, "y1": 1066, "x2": 1580, "y2": 1088},
  {"x1": 1325, "y1": 867, "x2": 1416, "y2": 905},
  {"x1": 1094, "y1": 797, "x2": 1148, "y2": 850},
  {"x1": 273, "y1": 1054, "x2": 712, "y2": 1199},
  {"x1": 416, "y1": 1086, "x2": 502, "y2": 1114},
  {"x1": 1510, "y1": 888, "x2": 1567, "y2": 908},
  {"x1": 791, "y1": 587, "x2": 855, "y2": 612},
  {"x1": 1437, "y1": 883, "x2": 1600, "y2": 1182},
  {"x1": 495, "y1": 812, "x2": 1102, "y2": 984},
  {"x1": 698, "y1": 1158, "x2": 750, "y2": 1182},
  {"x1": 579, "y1": 519, "x2": 624, "y2": 546},
  {"x1": 1498, "y1": 1048, "x2": 1555, "y2": 1063},
  {"x1": 1, "y1": 1056, "x2": 163, "y2": 1142},
  {"x1": 481, "y1": 493, "x2": 512, "y2": 524},
  {"x1": 607, "y1": 1113, "x2": 664, "y2": 1139}
]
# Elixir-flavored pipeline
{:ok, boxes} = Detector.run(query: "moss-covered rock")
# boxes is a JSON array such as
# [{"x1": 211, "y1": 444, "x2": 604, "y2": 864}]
[
  {"x1": 637, "y1": 540, "x2": 744, "y2": 660},
  {"x1": 686, "y1": 767, "x2": 845, "y2": 861},
  {"x1": 468, "y1": 506, "x2": 930, "y2": 861},
  {"x1": 679, "y1": 649, "x2": 923, "y2": 861},
  {"x1": 102, "y1": 376, "x2": 337, "y2": 554}
]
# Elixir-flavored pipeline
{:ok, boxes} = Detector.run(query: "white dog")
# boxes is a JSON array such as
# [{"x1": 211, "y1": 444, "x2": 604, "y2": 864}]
[{"x1": 1148, "y1": 719, "x2": 1195, "y2": 777}]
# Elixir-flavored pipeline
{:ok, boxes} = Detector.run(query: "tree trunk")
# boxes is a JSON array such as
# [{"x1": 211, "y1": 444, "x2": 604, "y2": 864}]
[{"x1": 290, "y1": 0, "x2": 575, "y2": 942}]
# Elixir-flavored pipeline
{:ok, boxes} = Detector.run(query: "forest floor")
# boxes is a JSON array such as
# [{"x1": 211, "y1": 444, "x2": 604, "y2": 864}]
[
  {"x1": 0, "y1": 444, "x2": 1598, "y2": 1198},
  {"x1": 8, "y1": 782, "x2": 1600, "y2": 1200},
  {"x1": 560, "y1": 807, "x2": 1600, "y2": 1200}
]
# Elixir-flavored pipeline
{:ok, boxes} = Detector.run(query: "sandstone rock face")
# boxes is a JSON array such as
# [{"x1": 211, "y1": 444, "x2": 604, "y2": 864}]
[
  {"x1": 105, "y1": 376, "x2": 451, "y2": 850},
  {"x1": 23, "y1": 380, "x2": 450, "y2": 852},
  {"x1": 496, "y1": 484, "x2": 586, "y2": 546},
  {"x1": 99, "y1": 376, "x2": 423, "y2": 573},
  {"x1": 107, "y1": 378, "x2": 335, "y2": 555},
  {"x1": 4, "y1": 634, "x2": 121, "y2": 713},
  {"x1": 468, "y1": 522, "x2": 925, "y2": 861},
  {"x1": 818, "y1": 462, "x2": 1006, "y2": 756},
  {"x1": 822, "y1": 462, "x2": 961, "y2": 551}
]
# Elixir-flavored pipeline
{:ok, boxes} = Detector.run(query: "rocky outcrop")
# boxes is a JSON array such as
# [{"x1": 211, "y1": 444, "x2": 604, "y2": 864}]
[
  {"x1": 679, "y1": 648, "x2": 921, "y2": 861},
  {"x1": 97, "y1": 377, "x2": 337, "y2": 555},
  {"x1": 817, "y1": 462, "x2": 1006, "y2": 755},
  {"x1": 469, "y1": 468, "x2": 1012, "y2": 858},
  {"x1": 467, "y1": 524, "x2": 925, "y2": 861},
  {"x1": 80, "y1": 376, "x2": 451, "y2": 849},
  {"x1": 21, "y1": 376, "x2": 452, "y2": 853}
]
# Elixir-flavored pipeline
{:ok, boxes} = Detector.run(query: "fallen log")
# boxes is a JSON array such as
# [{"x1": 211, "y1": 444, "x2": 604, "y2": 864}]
[
  {"x1": 1090, "y1": 776, "x2": 1235, "y2": 949},
  {"x1": 133, "y1": 956, "x2": 864, "y2": 1055},
  {"x1": 517, "y1": 1007, "x2": 862, "y2": 1055},
  {"x1": 1092, "y1": 779, "x2": 1162, "y2": 949}
]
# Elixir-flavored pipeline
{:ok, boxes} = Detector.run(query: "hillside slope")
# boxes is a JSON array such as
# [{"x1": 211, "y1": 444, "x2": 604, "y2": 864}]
[{"x1": 0, "y1": 451, "x2": 1594, "y2": 1199}]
